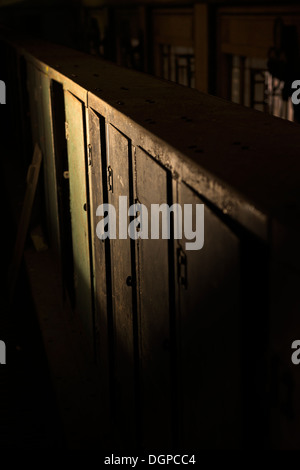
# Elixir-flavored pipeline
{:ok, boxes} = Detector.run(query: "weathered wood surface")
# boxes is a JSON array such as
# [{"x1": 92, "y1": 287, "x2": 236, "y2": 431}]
[{"x1": 2, "y1": 28, "x2": 300, "y2": 241}]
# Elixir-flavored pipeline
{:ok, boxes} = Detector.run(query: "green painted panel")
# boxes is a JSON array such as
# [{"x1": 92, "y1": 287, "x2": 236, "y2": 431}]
[{"x1": 64, "y1": 90, "x2": 93, "y2": 348}]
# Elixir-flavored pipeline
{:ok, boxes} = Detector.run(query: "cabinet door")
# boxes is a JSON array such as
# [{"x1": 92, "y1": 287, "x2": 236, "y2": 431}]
[
  {"x1": 135, "y1": 148, "x2": 172, "y2": 448},
  {"x1": 64, "y1": 91, "x2": 93, "y2": 348},
  {"x1": 176, "y1": 182, "x2": 241, "y2": 449},
  {"x1": 87, "y1": 108, "x2": 111, "y2": 434},
  {"x1": 107, "y1": 124, "x2": 136, "y2": 448}
]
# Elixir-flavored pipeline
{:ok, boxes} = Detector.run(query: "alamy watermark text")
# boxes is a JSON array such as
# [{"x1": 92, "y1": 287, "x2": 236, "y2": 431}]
[{"x1": 95, "y1": 196, "x2": 204, "y2": 251}]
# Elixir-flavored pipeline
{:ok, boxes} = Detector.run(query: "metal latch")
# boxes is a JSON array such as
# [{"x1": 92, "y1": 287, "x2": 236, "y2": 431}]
[
  {"x1": 88, "y1": 144, "x2": 92, "y2": 166},
  {"x1": 107, "y1": 166, "x2": 113, "y2": 192},
  {"x1": 65, "y1": 122, "x2": 69, "y2": 141},
  {"x1": 177, "y1": 246, "x2": 187, "y2": 289}
]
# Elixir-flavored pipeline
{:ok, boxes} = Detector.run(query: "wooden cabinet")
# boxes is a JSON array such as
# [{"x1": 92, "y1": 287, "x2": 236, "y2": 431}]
[{"x1": 5, "y1": 19, "x2": 300, "y2": 449}]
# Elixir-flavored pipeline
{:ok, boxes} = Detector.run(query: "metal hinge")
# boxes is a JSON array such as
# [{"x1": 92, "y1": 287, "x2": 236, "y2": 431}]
[
  {"x1": 88, "y1": 144, "x2": 92, "y2": 166},
  {"x1": 107, "y1": 165, "x2": 113, "y2": 192},
  {"x1": 65, "y1": 122, "x2": 69, "y2": 141},
  {"x1": 177, "y1": 246, "x2": 187, "y2": 289}
]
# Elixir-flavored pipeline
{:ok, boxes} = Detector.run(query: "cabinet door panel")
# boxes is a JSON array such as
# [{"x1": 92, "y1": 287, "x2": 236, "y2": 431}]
[
  {"x1": 135, "y1": 148, "x2": 172, "y2": 448},
  {"x1": 177, "y1": 182, "x2": 241, "y2": 449},
  {"x1": 65, "y1": 91, "x2": 93, "y2": 347},
  {"x1": 108, "y1": 124, "x2": 136, "y2": 447}
]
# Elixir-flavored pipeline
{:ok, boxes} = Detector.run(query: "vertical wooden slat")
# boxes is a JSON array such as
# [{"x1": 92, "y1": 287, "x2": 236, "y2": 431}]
[
  {"x1": 135, "y1": 147, "x2": 172, "y2": 448},
  {"x1": 107, "y1": 123, "x2": 136, "y2": 448},
  {"x1": 64, "y1": 90, "x2": 93, "y2": 349},
  {"x1": 87, "y1": 107, "x2": 111, "y2": 435},
  {"x1": 51, "y1": 80, "x2": 75, "y2": 305}
]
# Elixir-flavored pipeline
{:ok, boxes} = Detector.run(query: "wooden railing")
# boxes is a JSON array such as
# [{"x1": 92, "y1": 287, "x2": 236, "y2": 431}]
[{"x1": 2, "y1": 27, "x2": 300, "y2": 450}]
